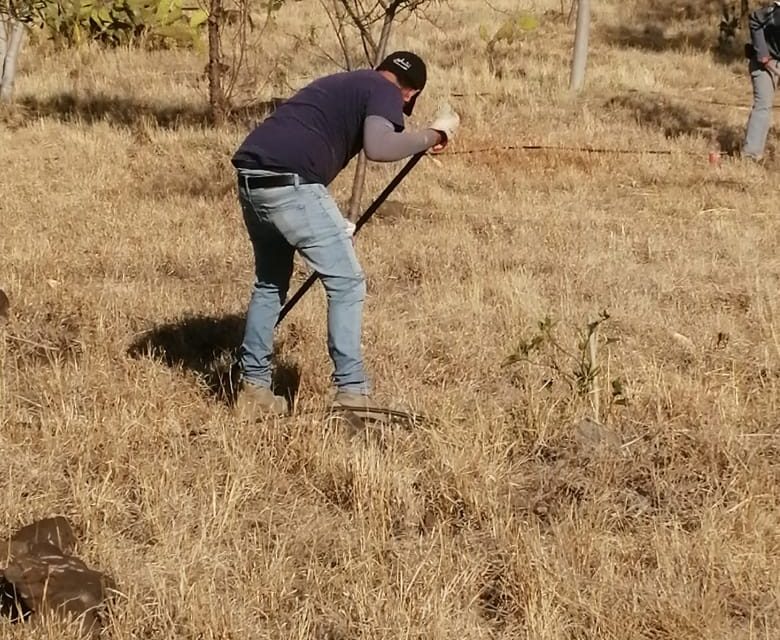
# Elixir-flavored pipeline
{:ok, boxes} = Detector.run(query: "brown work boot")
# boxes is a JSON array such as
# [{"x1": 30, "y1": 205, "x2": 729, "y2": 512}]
[
  {"x1": 235, "y1": 383, "x2": 288, "y2": 419},
  {"x1": 333, "y1": 391, "x2": 376, "y2": 409}
]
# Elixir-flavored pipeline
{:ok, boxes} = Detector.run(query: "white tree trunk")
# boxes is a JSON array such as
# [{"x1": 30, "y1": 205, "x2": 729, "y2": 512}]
[
  {"x1": 569, "y1": 0, "x2": 590, "y2": 91},
  {"x1": 0, "y1": 15, "x2": 8, "y2": 67},
  {"x1": 0, "y1": 18, "x2": 25, "y2": 103}
]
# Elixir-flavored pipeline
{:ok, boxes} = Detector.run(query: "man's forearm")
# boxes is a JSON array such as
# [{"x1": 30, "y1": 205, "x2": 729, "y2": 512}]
[{"x1": 363, "y1": 115, "x2": 441, "y2": 162}]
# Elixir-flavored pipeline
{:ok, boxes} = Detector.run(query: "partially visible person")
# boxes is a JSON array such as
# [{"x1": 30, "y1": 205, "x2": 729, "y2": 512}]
[
  {"x1": 743, "y1": 1, "x2": 780, "y2": 160},
  {"x1": 230, "y1": 51, "x2": 460, "y2": 419}
]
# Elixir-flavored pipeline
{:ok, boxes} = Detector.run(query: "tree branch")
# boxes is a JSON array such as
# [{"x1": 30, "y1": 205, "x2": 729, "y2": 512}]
[
  {"x1": 338, "y1": 0, "x2": 439, "y2": 220},
  {"x1": 318, "y1": 0, "x2": 354, "y2": 69},
  {"x1": 339, "y1": 0, "x2": 377, "y2": 61}
]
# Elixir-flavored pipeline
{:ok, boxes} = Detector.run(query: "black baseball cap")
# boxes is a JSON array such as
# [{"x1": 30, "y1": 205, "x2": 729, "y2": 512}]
[{"x1": 376, "y1": 51, "x2": 427, "y2": 116}]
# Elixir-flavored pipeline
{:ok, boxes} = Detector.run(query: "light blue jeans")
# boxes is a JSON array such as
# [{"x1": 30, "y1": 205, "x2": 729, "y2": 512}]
[
  {"x1": 236, "y1": 169, "x2": 370, "y2": 395},
  {"x1": 743, "y1": 58, "x2": 776, "y2": 159}
]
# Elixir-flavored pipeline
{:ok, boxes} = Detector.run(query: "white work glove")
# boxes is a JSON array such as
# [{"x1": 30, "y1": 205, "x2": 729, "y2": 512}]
[
  {"x1": 344, "y1": 219, "x2": 356, "y2": 238},
  {"x1": 429, "y1": 102, "x2": 460, "y2": 143}
]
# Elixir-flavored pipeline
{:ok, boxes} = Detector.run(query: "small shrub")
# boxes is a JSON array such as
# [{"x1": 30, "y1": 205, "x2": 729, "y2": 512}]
[
  {"x1": 27, "y1": 0, "x2": 208, "y2": 49},
  {"x1": 503, "y1": 311, "x2": 629, "y2": 422},
  {"x1": 479, "y1": 12, "x2": 539, "y2": 77}
]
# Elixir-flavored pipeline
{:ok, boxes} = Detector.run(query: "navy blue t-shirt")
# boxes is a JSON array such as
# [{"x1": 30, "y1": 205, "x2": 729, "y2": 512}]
[{"x1": 232, "y1": 69, "x2": 405, "y2": 186}]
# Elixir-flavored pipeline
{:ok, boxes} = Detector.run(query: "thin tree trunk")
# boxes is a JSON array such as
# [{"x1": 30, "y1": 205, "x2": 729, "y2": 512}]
[
  {"x1": 373, "y1": 6, "x2": 396, "y2": 65},
  {"x1": 346, "y1": 7, "x2": 397, "y2": 222},
  {"x1": 0, "y1": 18, "x2": 24, "y2": 103},
  {"x1": 569, "y1": 0, "x2": 589, "y2": 91},
  {"x1": 1, "y1": 16, "x2": 8, "y2": 66},
  {"x1": 587, "y1": 324, "x2": 600, "y2": 423},
  {"x1": 207, "y1": 0, "x2": 226, "y2": 126}
]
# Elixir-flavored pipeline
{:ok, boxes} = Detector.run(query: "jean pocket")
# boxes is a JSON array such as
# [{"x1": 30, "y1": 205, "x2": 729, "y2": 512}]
[
  {"x1": 312, "y1": 189, "x2": 350, "y2": 237},
  {"x1": 264, "y1": 191, "x2": 313, "y2": 245}
]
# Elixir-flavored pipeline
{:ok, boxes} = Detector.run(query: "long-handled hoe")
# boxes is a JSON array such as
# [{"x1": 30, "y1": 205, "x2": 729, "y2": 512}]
[{"x1": 276, "y1": 150, "x2": 426, "y2": 326}]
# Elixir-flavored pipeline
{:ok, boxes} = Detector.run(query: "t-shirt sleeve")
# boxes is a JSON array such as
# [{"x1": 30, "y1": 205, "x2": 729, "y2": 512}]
[{"x1": 365, "y1": 79, "x2": 405, "y2": 132}]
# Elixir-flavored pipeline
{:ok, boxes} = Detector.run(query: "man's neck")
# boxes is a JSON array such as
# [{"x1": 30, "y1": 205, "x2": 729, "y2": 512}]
[{"x1": 378, "y1": 70, "x2": 401, "y2": 88}]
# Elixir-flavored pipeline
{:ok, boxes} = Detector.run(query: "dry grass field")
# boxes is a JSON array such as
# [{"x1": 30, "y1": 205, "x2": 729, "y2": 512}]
[{"x1": 1, "y1": 0, "x2": 779, "y2": 637}]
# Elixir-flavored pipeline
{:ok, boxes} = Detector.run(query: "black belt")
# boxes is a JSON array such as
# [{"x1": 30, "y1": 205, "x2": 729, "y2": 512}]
[{"x1": 239, "y1": 173, "x2": 315, "y2": 189}]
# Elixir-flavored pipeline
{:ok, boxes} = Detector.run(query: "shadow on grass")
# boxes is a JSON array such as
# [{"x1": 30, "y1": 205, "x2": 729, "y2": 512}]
[
  {"x1": 602, "y1": 24, "x2": 750, "y2": 65},
  {"x1": 126, "y1": 313, "x2": 300, "y2": 406},
  {"x1": 599, "y1": 0, "x2": 752, "y2": 67},
  {"x1": 18, "y1": 92, "x2": 285, "y2": 129},
  {"x1": 603, "y1": 25, "x2": 712, "y2": 53},
  {"x1": 606, "y1": 92, "x2": 746, "y2": 156}
]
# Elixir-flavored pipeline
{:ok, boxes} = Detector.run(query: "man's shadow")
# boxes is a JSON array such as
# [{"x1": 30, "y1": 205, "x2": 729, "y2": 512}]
[
  {"x1": 126, "y1": 314, "x2": 300, "y2": 406},
  {"x1": 605, "y1": 91, "x2": 748, "y2": 157}
]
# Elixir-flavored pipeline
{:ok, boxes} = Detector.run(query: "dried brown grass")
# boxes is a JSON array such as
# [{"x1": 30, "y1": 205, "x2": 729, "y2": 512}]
[{"x1": 0, "y1": 0, "x2": 778, "y2": 638}]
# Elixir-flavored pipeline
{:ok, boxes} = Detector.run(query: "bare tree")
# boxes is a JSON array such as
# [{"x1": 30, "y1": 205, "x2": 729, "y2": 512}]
[
  {"x1": 320, "y1": 0, "x2": 433, "y2": 222},
  {"x1": 317, "y1": 0, "x2": 355, "y2": 69},
  {"x1": 207, "y1": 0, "x2": 285, "y2": 126},
  {"x1": 569, "y1": 0, "x2": 589, "y2": 91},
  {"x1": 347, "y1": 0, "x2": 404, "y2": 222}
]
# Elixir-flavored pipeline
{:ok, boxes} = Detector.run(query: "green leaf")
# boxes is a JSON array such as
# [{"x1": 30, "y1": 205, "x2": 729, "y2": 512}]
[
  {"x1": 515, "y1": 14, "x2": 539, "y2": 31},
  {"x1": 189, "y1": 8, "x2": 207, "y2": 27},
  {"x1": 153, "y1": 22, "x2": 195, "y2": 43},
  {"x1": 78, "y1": 1, "x2": 94, "y2": 18},
  {"x1": 156, "y1": 0, "x2": 172, "y2": 21},
  {"x1": 35, "y1": 0, "x2": 207, "y2": 49},
  {"x1": 169, "y1": 5, "x2": 183, "y2": 22}
]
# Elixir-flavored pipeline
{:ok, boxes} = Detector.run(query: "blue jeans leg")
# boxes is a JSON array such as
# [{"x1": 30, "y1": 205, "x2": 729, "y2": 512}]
[
  {"x1": 236, "y1": 173, "x2": 370, "y2": 395},
  {"x1": 293, "y1": 193, "x2": 369, "y2": 394},
  {"x1": 237, "y1": 184, "x2": 295, "y2": 388},
  {"x1": 743, "y1": 60, "x2": 776, "y2": 158}
]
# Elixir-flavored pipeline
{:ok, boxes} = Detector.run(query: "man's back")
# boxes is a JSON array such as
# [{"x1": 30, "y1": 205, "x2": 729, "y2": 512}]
[{"x1": 233, "y1": 69, "x2": 405, "y2": 186}]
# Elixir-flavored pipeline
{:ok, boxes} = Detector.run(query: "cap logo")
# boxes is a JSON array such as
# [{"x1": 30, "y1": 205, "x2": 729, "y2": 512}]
[{"x1": 393, "y1": 57, "x2": 412, "y2": 71}]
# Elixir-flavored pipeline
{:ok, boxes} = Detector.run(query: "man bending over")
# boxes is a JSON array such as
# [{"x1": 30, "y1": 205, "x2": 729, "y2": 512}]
[{"x1": 231, "y1": 51, "x2": 460, "y2": 419}]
